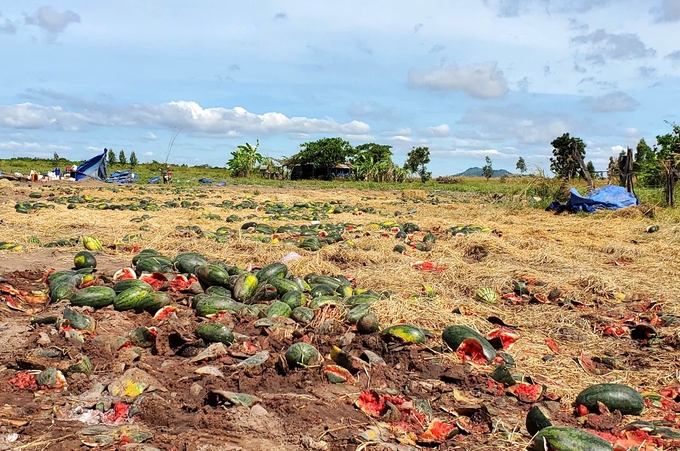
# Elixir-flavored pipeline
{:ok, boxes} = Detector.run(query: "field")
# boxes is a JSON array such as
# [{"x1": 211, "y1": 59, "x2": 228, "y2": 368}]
[{"x1": 0, "y1": 177, "x2": 679, "y2": 451}]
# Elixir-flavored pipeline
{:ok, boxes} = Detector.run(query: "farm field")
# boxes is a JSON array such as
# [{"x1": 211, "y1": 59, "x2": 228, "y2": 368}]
[{"x1": 0, "y1": 179, "x2": 679, "y2": 451}]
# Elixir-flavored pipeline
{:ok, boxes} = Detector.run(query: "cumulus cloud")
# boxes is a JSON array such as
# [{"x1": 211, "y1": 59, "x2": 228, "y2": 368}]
[
  {"x1": 572, "y1": 29, "x2": 657, "y2": 63},
  {"x1": 0, "y1": 101, "x2": 371, "y2": 136},
  {"x1": 654, "y1": 0, "x2": 680, "y2": 22},
  {"x1": 144, "y1": 132, "x2": 158, "y2": 141},
  {"x1": 665, "y1": 50, "x2": 680, "y2": 66},
  {"x1": 144, "y1": 151, "x2": 154, "y2": 156},
  {"x1": 583, "y1": 91, "x2": 639, "y2": 113},
  {"x1": 421, "y1": 124, "x2": 450, "y2": 137},
  {"x1": 24, "y1": 6, "x2": 80, "y2": 37},
  {"x1": 408, "y1": 62, "x2": 508, "y2": 99}
]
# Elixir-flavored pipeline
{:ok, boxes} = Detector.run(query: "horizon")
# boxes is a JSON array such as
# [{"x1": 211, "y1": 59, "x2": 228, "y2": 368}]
[{"x1": 1, "y1": 1, "x2": 679, "y2": 176}]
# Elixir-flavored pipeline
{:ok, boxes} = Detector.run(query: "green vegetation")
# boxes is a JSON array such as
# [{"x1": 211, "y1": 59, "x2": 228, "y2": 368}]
[
  {"x1": 516, "y1": 157, "x2": 527, "y2": 175},
  {"x1": 403, "y1": 146, "x2": 431, "y2": 182},
  {"x1": 227, "y1": 140, "x2": 263, "y2": 177},
  {"x1": 3, "y1": 121, "x2": 680, "y2": 208},
  {"x1": 482, "y1": 156, "x2": 493, "y2": 181},
  {"x1": 550, "y1": 133, "x2": 586, "y2": 179}
]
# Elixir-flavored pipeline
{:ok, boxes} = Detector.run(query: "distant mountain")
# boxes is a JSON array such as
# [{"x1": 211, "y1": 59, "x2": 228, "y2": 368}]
[{"x1": 455, "y1": 167, "x2": 513, "y2": 178}]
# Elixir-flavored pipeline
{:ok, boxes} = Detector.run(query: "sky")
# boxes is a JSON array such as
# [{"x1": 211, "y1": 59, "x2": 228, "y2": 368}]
[{"x1": 0, "y1": 1, "x2": 679, "y2": 175}]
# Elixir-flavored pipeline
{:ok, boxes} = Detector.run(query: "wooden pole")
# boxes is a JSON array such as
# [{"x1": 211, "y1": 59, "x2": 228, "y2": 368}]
[
  {"x1": 625, "y1": 147, "x2": 635, "y2": 196},
  {"x1": 571, "y1": 141, "x2": 594, "y2": 193}
]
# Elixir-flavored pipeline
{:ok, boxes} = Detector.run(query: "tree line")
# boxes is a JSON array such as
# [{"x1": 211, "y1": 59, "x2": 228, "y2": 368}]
[
  {"x1": 107, "y1": 149, "x2": 138, "y2": 168},
  {"x1": 226, "y1": 137, "x2": 433, "y2": 182}
]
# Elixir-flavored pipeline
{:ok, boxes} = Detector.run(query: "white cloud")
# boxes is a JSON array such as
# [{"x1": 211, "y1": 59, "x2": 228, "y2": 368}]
[
  {"x1": 144, "y1": 151, "x2": 154, "y2": 157},
  {"x1": 571, "y1": 29, "x2": 657, "y2": 64},
  {"x1": 654, "y1": 0, "x2": 680, "y2": 22},
  {"x1": 432, "y1": 148, "x2": 516, "y2": 158},
  {"x1": 0, "y1": 140, "x2": 70, "y2": 157},
  {"x1": 24, "y1": 6, "x2": 80, "y2": 37},
  {"x1": 421, "y1": 124, "x2": 450, "y2": 137},
  {"x1": 381, "y1": 128, "x2": 411, "y2": 137},
  {"x1": 0, "y1": 101, "x2": 370, "y2": 137},
  {"x1": 86, "y1": 146, "x2": 100, "y2": 152},
  {"x1": 408, "y1": 62, "x2": 508, "y2": 99},
  {"x1": 144, "y1": 132, "x2": 158, "y2": 141}
]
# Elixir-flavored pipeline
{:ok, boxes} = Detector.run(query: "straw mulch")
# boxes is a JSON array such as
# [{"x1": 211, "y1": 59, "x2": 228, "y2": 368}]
[{"x1": 1, "y1": 183, "x2": 679, "y2": 417}]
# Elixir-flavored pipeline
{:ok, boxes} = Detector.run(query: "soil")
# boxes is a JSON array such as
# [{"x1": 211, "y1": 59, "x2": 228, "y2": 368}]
[{"x1": 0, "y1": 184, "x2": 679, "y2": 450}]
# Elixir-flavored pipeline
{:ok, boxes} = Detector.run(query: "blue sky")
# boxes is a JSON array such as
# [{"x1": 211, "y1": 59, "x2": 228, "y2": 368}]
[{"x1": 0, "y1": 0, "x2": 679, "y2": 175}]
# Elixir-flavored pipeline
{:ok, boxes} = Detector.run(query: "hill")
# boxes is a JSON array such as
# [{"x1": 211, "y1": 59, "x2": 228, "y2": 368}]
[{"x1": 455, "y1": 167, "x2": 513, "y2": 178}]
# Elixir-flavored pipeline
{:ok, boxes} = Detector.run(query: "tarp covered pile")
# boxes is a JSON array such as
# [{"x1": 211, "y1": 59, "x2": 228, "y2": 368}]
[{"x1": 547, "y1": 185, "x2": 640, "y2": 213}]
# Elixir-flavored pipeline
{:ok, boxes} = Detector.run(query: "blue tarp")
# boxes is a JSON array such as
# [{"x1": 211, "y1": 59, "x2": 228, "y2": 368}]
[
  {"x1": 198, "y1": 178, "x2": 212, "y2": 184},
  {"x1": 547, "y1": 185, "x2": 640, "y2": 213},
  {"x1": 148, "y1": 177, "x2": 161, "y2": 184},
  {"x1": 215, "y1": 181, "x2": 226, "y2": 187},
  {"x1": 75, "y1": 149, "x2": 109, "y2": 181}
]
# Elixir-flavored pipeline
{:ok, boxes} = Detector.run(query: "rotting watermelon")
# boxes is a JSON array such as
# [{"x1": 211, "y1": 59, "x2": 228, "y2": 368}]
[{"x1": 575, "y1": 383, "x2": 645, "y2": 416}]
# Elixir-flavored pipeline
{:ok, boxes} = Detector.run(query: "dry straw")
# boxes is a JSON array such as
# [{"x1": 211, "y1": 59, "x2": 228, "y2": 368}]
[{"x1": 1, "y1": 182, "x2": 679, "y2": 434}]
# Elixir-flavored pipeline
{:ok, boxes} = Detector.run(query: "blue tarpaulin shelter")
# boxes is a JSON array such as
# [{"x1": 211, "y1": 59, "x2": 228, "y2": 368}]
[
  {"x1": 75, "y1": 149, "x2": 109, "y2": 181},
  {"x1": 547, "y1": 185, "x2": 640, "y2": 213}
]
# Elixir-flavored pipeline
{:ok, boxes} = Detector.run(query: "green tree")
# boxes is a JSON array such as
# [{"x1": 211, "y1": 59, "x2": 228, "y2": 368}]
[
  {"x1": 351, "y1": 143, "x2": 394, "y2": 181},
  {"x1": 107, "y1": 148, "x2": 117, "y2": 166},
  {"x1": 516, "y1": 156, "x2": 527, "y2": 175},
  {"x1": 129, "y1": 151, "x2": 138, "y2": 168},
  {"x1": 550, "y1": 133, "x2": 586, "y2": 179},
  {"x1": 403, "y1": 146, "x2": 431, "y2": 182},
  {"x1": 227, "y1": 140, "x2": 263, "y2": 177},
  {"x1": 288, "y1": 137, "x2": 354, "y2": 173},
  {"x1": 482, "y1": 156, "x2": 493, "y2": 180},
  {"x1": 586, "y1": 160, "x2": 597, "y2": 179},
  {"x1": 118, "y1": 150, "x2": 127, "y2": 165}
]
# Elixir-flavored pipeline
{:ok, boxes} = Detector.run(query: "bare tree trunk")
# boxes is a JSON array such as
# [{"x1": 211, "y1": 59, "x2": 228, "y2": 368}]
[{"x1": 571, "y1": 141, "x2": 594, "y2": 193}]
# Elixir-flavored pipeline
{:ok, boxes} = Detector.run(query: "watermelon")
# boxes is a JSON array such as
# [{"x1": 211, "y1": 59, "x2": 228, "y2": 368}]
[
  {"x1": 205, "y1": 286, "x2": 232, "y2": 297},
  {"x1": 196, "y1": 323, "x2": 234, "y2": 345},
  {"x1": 530, "y1": 426, "x2": 613, "y2": 451},
  {"x1": 195, "y1": 264, "x2": 230, "y2": 287},
  {"x1": 132, "y1": 249, "x2": 160, "y2": 266},
  {"x1": 268, "y1": 277, "x2": 300, "y2": 296},
  {"x1": 266, "y1": 301, "x2": 292, "y2": 318},
  {"x1": 310, "y1": 284, "x2": 336, "y2": 298},
  {"x1": 346, "y1": 304, "x2": 372, "y2": 324},
  {"x1": 381, "y1": 324, "x2": 427, "y2": 344},
  {"x1": 62, "y1": 307, "x2": 95, "y2": 333},
  {"x1": 285, "y1": 342, "x2": 322, "y2": 368},
  {"x1": 135, "y1": 256, "x2": 173, "y2": 275},
  {"x1": 74, "y1": 251, "x2": 97, "y2": 270},
  {"x1": 173, "y1": 252, "x2": 207, "y2": 274},
  {"x1": 114, "y1": 286, "x2": 150, "y2": 311},
  {"x1": 291, "y1": 306, "x2": 315, "y2": 325},
  {"x1": 575, "y1": 383, "x2": 644, "y2": 415},
  {"x1": 526, "y1": 406, "x2": 553, "y2": 437},
  {"x1": 442, "y1": 325, "x2": 497, "y2": 363},
  {"x1": 256, "y1": 262, "x2": 288, "y2": 282},
  {"x1": 50, "y1": 282, "x2": 77, "y2": 302},
  {"x1": 195, "y1": 296, "x2": 244, "y2": 318},
  {"x1": 309, "y1": 295, "x2": 340, "y2": 310},
  {"x1": 113, "y1": 279, "x2": 153, "y2": 294},
  {"x1": 135, "y1": 291, "x2": 171, "y2": 314},
  {"x1": 474, "y1": 287, "x2": 499, "y2": 304},
  {"x1": 70, "y1": 286, "x2": 116, "y2": 309},
  {"x1": 344, "y1": 294, "x2": 379, "y2": 308},
  {"x1": 356, "y1": 313, "x2": 380, "y2": 334},
  {"x1": 232, "y1": 273, "x2": 259, "y2": 302},
  {"x1": 281, "y1": 290, "x2": 306, "y2": 309}
]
